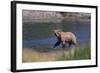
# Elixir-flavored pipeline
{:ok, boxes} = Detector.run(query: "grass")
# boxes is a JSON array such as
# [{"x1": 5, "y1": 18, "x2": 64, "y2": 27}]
[
  {"x1": 22, "y1": 49, "x2": 58, "y2": 62},
  {"x1": 56, "y1": 44, "x2": 91, "y2": 61},
  {"x1": 22, "y1": 44, "x2": 91, "y2": 63}
]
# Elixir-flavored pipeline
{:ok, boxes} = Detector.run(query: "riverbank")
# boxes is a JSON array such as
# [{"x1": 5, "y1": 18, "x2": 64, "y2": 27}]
[
  {"x1": 22, "y1": 44, "x2": 90, "y2": 63},
  {"x1": 23, "y1": 10, "x2": 91, "y2": 23}
]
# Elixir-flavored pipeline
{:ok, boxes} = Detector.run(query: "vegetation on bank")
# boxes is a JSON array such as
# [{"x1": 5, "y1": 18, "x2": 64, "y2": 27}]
[
  {"x1": 22, "y1": 43, "x2": 91, "y2": 63},
  {"x1": 56, "y1": 44, "x2": 91, "y2": 61}
]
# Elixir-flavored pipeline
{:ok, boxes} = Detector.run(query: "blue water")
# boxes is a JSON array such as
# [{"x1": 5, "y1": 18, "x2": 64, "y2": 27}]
[
  {"x1": 23, "y1": 29, "x2": 90, "y2": 48},
  {"x1": 23, "y1": 21, "x2": 90, "y2": 48}
]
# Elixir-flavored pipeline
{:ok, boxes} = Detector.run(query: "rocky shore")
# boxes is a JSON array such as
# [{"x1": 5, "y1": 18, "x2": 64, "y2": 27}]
[{"x1": 22, "y1": 10, "x2": 91, "y2": 23}]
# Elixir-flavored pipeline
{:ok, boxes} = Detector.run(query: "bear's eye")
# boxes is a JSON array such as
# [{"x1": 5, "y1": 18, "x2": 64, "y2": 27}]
[{"x1": 54, "y1": 33, "x2": 57, "y2": 36}]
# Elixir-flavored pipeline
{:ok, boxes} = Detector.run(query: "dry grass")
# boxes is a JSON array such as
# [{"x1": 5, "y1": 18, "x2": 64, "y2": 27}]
[
  {"x1": 22, "y1": 49, "x2": 62, "y2": 62},
  {"x1": 22, "y1": 44, "x2": 90, "y2": 63}
]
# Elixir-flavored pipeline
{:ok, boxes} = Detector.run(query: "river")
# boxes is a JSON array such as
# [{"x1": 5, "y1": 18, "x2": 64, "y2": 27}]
[{"x1": 23, "y1": 20, "x2": 90, "y2": 48}]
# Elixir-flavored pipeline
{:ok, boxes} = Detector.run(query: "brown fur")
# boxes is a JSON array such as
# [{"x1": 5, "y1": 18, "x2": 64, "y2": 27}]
[{"x1": 53, "y1": 30, "x2": 78, "y2": 48}]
